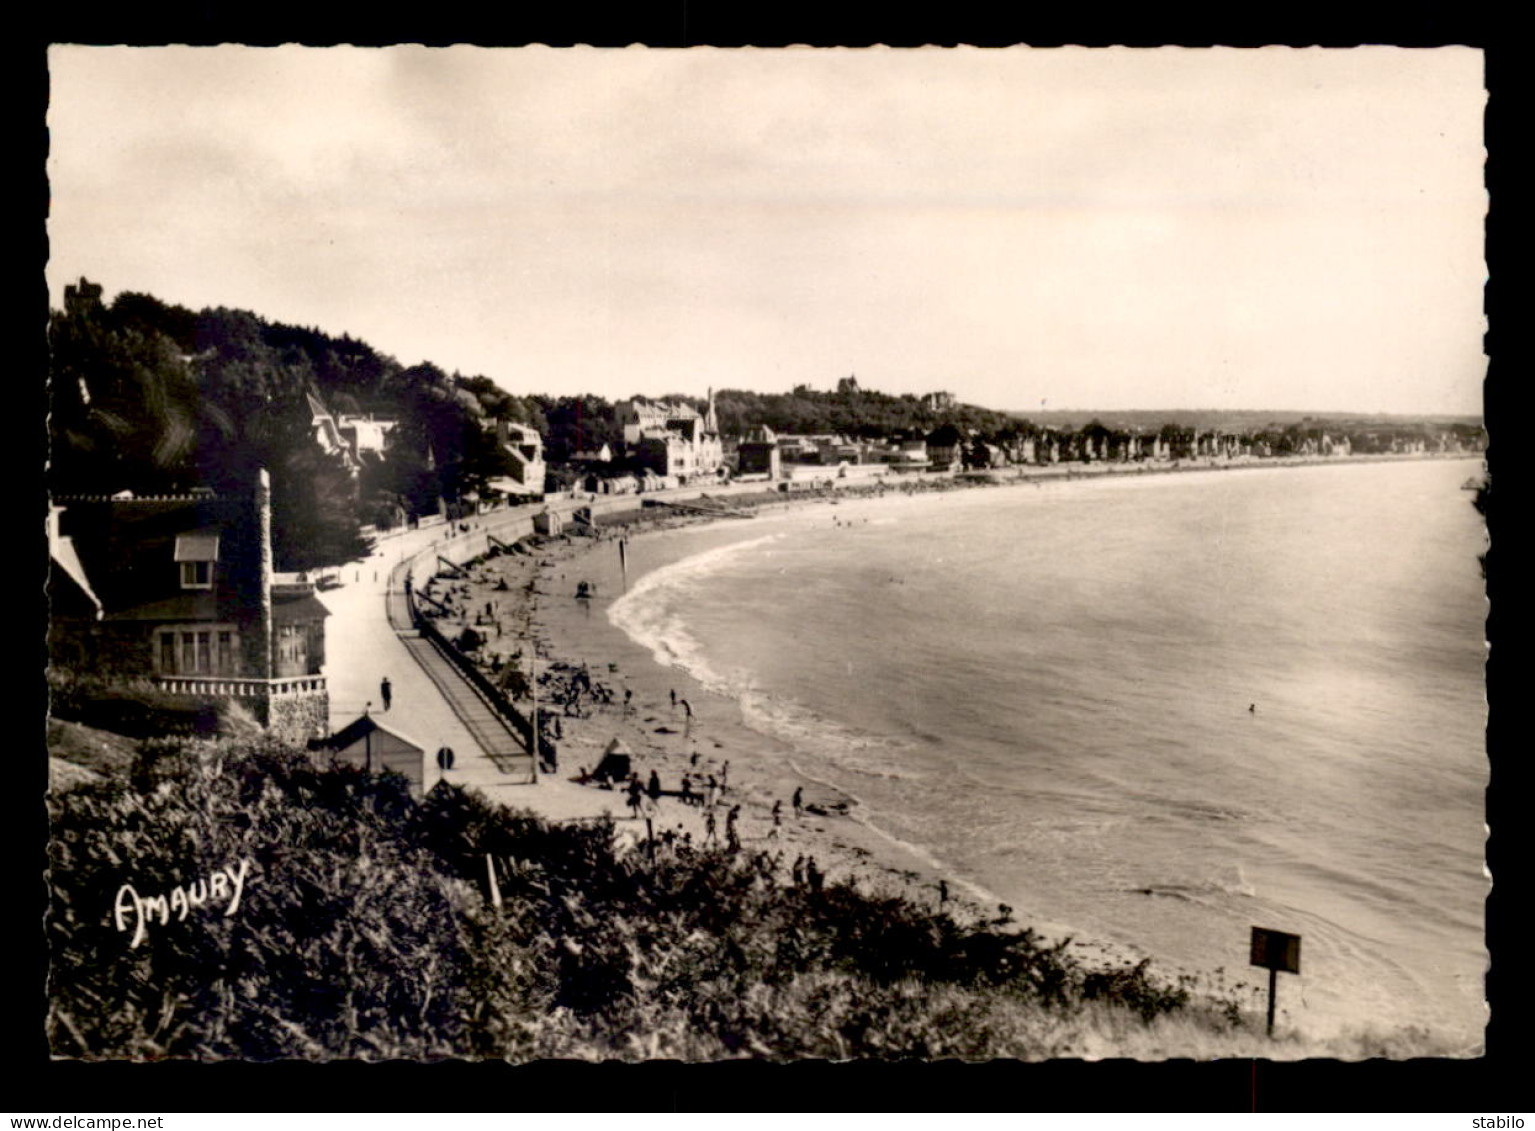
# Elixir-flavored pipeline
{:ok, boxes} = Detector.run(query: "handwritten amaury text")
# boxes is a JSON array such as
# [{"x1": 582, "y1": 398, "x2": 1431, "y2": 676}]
[{"x1": 113, "y1": 859, "x2": 253, "y2": 948}]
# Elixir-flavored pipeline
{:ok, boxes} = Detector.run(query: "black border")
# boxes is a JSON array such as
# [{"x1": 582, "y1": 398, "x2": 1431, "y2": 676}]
[{"x1": 18, "y1": 1, "x2": 1517, "y2": 1114}]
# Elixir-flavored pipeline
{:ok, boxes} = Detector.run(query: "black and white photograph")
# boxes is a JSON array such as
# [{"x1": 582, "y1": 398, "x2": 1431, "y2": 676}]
[{"x1": 42, "y1": 45, "x2": 1488, "y2": 1067}]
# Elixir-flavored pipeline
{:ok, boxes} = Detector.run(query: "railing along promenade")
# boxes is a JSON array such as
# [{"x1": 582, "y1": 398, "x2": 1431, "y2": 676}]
[
  {"x1": 390, "y1": 515, "x2": 555, "y2": 771},
  {"x1": 152, "y1": 674, "x2": 326, "y2": 697}
]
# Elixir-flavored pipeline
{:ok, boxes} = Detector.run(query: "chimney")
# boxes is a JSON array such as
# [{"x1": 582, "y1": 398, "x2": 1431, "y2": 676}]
[{"x1": 256, "y1": 468, "x2": 275, "y2": 679}]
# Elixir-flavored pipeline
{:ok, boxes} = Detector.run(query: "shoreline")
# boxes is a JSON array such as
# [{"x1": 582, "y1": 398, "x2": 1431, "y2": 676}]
[{"x1": 417, "y1": 451, "x2": 1484, "y2": 1007}]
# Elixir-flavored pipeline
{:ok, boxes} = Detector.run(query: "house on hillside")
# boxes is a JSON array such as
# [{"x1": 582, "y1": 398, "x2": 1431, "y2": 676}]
[
  {"x1": 47, "y1": 470, "x2": 330, "y2": 739},
  {"x1": 618, "y1": 391, "x2": 725, "y2": 484},
  {"x1": 336, "y1": 414, "x2": 398, "y2": 465},
  {"x1": 307, "y1": 392, "x2": 360, "y2": 477},
  {"x1": 485, "y1": 420, "x2": 547, "y2": 501}
]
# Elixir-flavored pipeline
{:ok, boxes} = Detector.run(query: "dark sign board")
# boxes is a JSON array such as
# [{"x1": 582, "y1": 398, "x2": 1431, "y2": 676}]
[{"x1": 1250, "y1": 926, "x2": 1301, "y2": 974}]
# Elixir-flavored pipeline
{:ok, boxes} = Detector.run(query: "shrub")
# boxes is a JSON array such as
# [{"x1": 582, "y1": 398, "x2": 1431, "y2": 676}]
[{"x1": 49, "y1": 741, "x2": 1233, "y2": 1061}]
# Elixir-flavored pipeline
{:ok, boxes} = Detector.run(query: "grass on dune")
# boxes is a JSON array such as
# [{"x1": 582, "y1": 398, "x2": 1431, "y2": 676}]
[{"x1": 50, "y1": 731, "x2": 1359, "y2": 1061}]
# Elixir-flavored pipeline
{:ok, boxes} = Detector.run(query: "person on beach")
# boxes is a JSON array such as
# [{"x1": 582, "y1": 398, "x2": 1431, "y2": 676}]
[
  {"x1": 792, "y1": 855, "x2": 806, "y2": 886},
  {"x1": 647, "y1": 769, "x2": 662, "y2": 802},
  {"x1": 705, "y1": 776, "x2": 718, "y2": 810},
  {"x1": 670, "y1": 689, "x2": 677, "y2": 709},
  {"x1": 938, "y1": 879, "x2": 949, "y2": 907},
  {"x1": 624, "y1": 688, "x2": 633, "y2": 715},
  {"x1": 704, "y1": 809, "x2": 718, "y2": 846},
  {"x1": 806, "y1": 857, "x2": 823, "y2": 894},
  {"x1": 726, "y1": 805, "x2": 741, "y2": 852},
  {"x1": 792, "y1": 787, "x2": 803, "y2": 819},
  {"x1": 768, "y1": 801, "x2": 783, "y2": 840},
  {"x1": 720, "y1": 761, "x2": 729, "y2": 791},
  {"x1": 680, "y1": 776, "x2": 695, "y2": 806},
  {"x1": 380, "y1": 677, "x2": 392, "y2": 711},
  {"x1": 690, "y1": 749, "x2": 700, "y2": 768},
  {"x1": 626, "y1": 776, "x2": 644, "y2": 819}
]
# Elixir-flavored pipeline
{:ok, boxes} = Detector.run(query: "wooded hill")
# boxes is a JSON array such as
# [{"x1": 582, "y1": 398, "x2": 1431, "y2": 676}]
[
  {"x1": 46, "y1": 283, "x2": 1020, "y2": 568},
  {"x1": 48, "y1": 280, "x2": 628, "y2": 569},
  {"x1": 711, "y1": 378, "x2": 1019, "y2": 440}
]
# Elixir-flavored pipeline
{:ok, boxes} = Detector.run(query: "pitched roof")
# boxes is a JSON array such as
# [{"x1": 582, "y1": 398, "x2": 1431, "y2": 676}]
[
  {"x1": 49, "y1": 536, "x2": 102, "y2": 616},
  {"x1": 103, "y1": 591, "x2": 223, "y2": 622},
  {"x1": 273, "y1": 592, "x2": 331, "y2": 623},
  {"x1": 173, "y1": 531, "x2": 221, "y2": 562},
  {"x1": 317, "y1": 714, "x2": 427, "y2": 753}
]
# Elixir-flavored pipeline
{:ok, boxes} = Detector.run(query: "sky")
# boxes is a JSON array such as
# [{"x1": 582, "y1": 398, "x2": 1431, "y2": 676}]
[{"x1": 46, "y1": 46, "x2": 1486, "y2": 416}]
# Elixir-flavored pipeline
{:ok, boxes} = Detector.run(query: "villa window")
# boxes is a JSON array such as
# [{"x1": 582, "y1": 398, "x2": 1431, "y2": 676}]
[
  {"x1": 156, "y1": 624, "x2": 238, "y2": 675},
  {"x1": 174, "y1": 532, "x2": 220, "y2": 590}
]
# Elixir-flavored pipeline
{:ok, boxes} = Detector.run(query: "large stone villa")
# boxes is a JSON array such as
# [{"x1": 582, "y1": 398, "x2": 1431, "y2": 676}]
[{"x1": 47, "y1": 470, "x2": 330, "y2": 740}]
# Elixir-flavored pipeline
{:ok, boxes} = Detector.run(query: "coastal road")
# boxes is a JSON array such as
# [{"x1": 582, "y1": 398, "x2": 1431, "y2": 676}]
[{"x1": 317, "y1": 510, "x2": 634, "y2": 821}]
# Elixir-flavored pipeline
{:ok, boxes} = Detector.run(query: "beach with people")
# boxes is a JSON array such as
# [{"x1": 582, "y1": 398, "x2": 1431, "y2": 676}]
[
  {"x1": 406, "y1": 453, "x2": 1488, "y2": 1052},
  {"x1": 420, "y1": 484, "x2": 1049, "y2": 936}
]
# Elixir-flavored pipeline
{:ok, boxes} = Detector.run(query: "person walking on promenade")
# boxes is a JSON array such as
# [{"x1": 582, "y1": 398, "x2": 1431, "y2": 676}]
[
  {"x1": 380, "y1": 676, "x2": 393, "y2": 712},
  {"x1": 647, "y1": 769, "x2": 662, "y2": 802},
  {"x1": 792, "y1": 786, "x2": 804, "y2": 819}
]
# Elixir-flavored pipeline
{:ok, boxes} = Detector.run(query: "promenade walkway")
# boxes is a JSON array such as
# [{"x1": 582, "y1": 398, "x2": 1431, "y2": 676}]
[{"x1": 320, "y1": 506, "x2": 628, "y2": 819}]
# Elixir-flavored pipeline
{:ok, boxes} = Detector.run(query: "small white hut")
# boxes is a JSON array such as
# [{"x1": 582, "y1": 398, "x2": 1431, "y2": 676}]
[{"x1": 312, "y1": 714, "x2": 428, "y2": 799}]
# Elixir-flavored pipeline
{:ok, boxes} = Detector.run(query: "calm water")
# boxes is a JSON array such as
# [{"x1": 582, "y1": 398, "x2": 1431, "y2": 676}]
[{"x1": 610, "y1": 460, "x2": 1488, "y2": 1045}]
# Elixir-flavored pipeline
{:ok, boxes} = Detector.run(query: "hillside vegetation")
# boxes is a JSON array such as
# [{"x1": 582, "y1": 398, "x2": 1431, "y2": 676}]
[{"x1": 47, "y1": 733, "x2": 1309, "y2": 1062}]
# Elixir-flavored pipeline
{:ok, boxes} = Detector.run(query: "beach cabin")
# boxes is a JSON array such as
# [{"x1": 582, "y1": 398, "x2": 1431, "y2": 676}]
[
  {"x1": 311, "y1": 714, "x2": 427, "y2": 799},
  {"x1": 532, "y1": 509, "x2": 565, "y2": 536},
  {"x1": 591, "y1": 737, "x2": 634, "y2": 784}
]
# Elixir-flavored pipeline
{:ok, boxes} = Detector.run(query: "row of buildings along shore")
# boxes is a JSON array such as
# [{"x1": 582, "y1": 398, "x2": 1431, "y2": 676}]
[
  {"x1": 568, "y1": 391, "x2": 1484, "y2": 494},
  {"x1": 46, "y1": 383, "x2": 1485, "y2": 752},
  {"x1": 301, "y1": 382, "x2": 1486, "y2": 501}
]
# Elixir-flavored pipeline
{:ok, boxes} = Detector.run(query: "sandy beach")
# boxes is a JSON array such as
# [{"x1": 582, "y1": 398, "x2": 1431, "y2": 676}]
[
  {"x1": 406, "y1": 451, "x2": 1483, "y2": 989},
  {"x1": 400, "y1": 450, "x2": 1488, "y2": 1047},
  {"x1": 411, "y1": 473, "x2": 1165, "y2": 971}
]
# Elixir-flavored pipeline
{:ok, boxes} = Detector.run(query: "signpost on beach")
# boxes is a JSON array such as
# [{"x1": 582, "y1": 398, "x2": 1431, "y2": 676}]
[{"x1": 1249, "y1": 926, "x2": 1301, "y2": 1037}]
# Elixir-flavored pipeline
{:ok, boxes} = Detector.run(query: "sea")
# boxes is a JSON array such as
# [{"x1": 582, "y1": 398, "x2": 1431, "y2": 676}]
[{"x1": 608, "y1": 458, "x2": 1488, "y2": 1048}]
